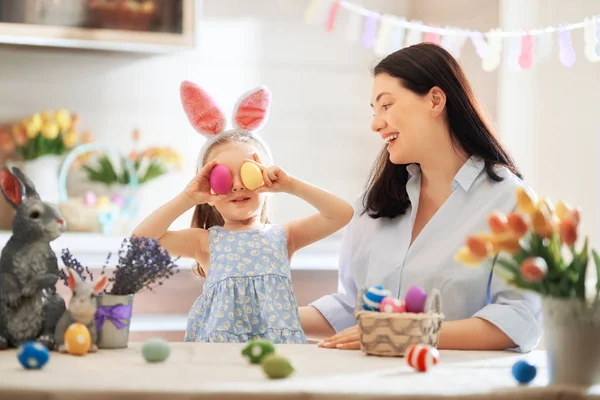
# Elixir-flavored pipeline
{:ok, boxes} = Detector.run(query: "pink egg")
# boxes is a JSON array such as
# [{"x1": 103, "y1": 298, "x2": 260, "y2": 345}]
[
  {"x1": 405, "y1": 285, "x2": 427, "y2": 313},
  {"x1": 380, "y1": 297, "x2": 405, "y2": 313},
  {"x1": 111, "y1": 195, "x2": 126, "y2": 208},
  {"x1": 83, "y1": 191, "x2": 96, "y2": 207},
  {"x1": 209, "y1": 165, "x2": 232, "y2": 194}
]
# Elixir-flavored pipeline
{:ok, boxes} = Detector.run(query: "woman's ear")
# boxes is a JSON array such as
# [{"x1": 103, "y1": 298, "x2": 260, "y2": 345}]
[{"x1": 429, "y1": 87, "x2": 446, "y2": 117}]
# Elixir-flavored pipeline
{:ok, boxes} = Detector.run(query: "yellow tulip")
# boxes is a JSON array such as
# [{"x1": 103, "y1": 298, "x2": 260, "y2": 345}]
[
  {"x1": 555, "y1": 201, "x2": 572, "y2": 221},
  {"x1": 454, "y1": 246, "x2": 483, "y2": 267},
  {"x1": 62, "y1": 130, "x2": 77, "y2": 147},
  {"x1": 30, "y1": 113, "x2": 42, "y2": 131},
  {"x1": 54, "y1": 109, "x2": 71, "y2": 131},
  {"x1": 41, "y1": 121, "x2": 59, "y2": 140},
  {"x1": 26, "y1": 120, "x2": 39, "y2": 139},
  {"x1": 12, "y1": 124, "x2": 27, "y2": 146},
  {"x1": 537, "y1": 197, "x2": 554, "y2": 216},
  {"x1": 516, "y1": 187, "x2": 535, "y2": 214},
  {"x1": 41, "y1": 111, "x2": 51, "y2": 122},
  {"x1": 531, "y1": 208, "x2": 554, "y2": 238}
]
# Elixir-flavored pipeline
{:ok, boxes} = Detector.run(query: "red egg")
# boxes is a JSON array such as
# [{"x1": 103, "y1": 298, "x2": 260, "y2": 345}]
[
  {"x1": 406, "y1": 344, "x2": 439, "y2": 372},
  {"x1": 210, "y1": 164, "x2": 233, "y2": 194},
  {"x1": 380, "y1": 297, "x2": 405, "y2": 313}
]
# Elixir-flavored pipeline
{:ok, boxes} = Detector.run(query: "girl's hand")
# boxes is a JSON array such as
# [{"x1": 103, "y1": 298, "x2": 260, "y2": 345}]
[
  {"x1": 245, "y1": 154, "x2": 295, "y2": 194},
  {"x1": 183, "y1": 160, "x2": 221, "y2": 205},
  {"x1": 317, "y1": 325, "x2": 361, "y2": 350}
]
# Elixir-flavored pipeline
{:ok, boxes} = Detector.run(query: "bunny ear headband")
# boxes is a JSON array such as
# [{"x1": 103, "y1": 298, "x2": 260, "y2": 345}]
[{"x1": 180, "y1": 81, "x2": 273, "y2": 170}]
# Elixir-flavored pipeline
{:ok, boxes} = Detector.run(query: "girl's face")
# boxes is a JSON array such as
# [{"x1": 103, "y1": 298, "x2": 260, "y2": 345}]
[
  {"x1": 206, "y1": 141, "x2": 266, "y2": 225},
  {"x1": 370, "y1": 73, "x2": 439, "y2": 165}
]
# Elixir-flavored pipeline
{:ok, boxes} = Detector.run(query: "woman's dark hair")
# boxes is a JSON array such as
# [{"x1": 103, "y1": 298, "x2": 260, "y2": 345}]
[{"x1": 363, "y1": 43, "x2": 521, "y2": 220}]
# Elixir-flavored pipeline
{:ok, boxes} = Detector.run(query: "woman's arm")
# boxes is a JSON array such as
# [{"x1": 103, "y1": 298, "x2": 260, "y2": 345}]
[
  {"x1": 318, "y1": 317, "x2": 516, "y2": 350},
  {"x1": 299, "y1": 306, "x2": 336, "y2": 340}
]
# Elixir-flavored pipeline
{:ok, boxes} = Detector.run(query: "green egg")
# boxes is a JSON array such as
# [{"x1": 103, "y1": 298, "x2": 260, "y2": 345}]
[
  {"x1": 261, "y1": 354, "x2": 294, "y2": 379},
  {"x1": 141, "y1": 338, "x2": 170, "y2": 363},
  {"x1": 241, "y1": 339, "x2": 275, "y2": 364}
]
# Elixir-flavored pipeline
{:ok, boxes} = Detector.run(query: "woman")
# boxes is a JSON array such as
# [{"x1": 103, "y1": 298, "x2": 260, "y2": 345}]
[{"x1": 299, "y1": 43, "x2": 542, "y2": 352}]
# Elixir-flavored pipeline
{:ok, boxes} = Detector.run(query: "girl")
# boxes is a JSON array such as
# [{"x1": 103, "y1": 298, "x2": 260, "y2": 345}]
[
  {"x1": 132, "y1": 82, "x2": 353, "y2": 343},
  {"x1": 302, "y1": 43, "x2": 543, "y2": 352}
]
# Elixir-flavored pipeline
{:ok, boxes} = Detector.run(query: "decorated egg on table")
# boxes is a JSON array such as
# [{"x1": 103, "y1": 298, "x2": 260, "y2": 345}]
[
  {"x1": 405, "y1": 285, "x2": 428, "y2": 313},
  {"x1": 380, "y1": 296, "x2": 406, "y2": 313},
  {"x1": 209, "y1": 164, "x2": 233, "y2": 194},
  {"x1": 142, "y1": 338, "x2": 171, "y2": 363},
  {"x1": 512, "y1": 360, "x2": 537, "y2": 384},
  {"x1": 261, "y1": 354, "x2": 295, "y2": 379},
  {"x1": 406, "y1": 344, "x2": 439, "y2": 372},
  {"x1": 95, "y1": 196, "x2": 110, "y2": 209},
  {"x1": 242, "y1": 339, "x2": 275, "y2": 364},
  {"x1": 240, "y1": 162, "x2": 264, "y2": 190},
  {"x1": 64, "y1": 323, "x2": 91, "y2": 356},
  {"x1": 111, "y1": 194, "x2": 126, "y2": 208},
  {"x1": 362, "y1": 285, "x2": 392, "y2": 311},
  {"x1": 83, "y1": 191, "x2": 97, "y2": 207},
  {"x1": 17, "y1": 341, "x2": 49, "y2": 370}
]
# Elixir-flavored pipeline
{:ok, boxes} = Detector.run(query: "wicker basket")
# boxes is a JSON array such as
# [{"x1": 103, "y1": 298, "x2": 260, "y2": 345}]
[
  {"x1": 57, "y1": 143, "x2": 139, "y2": 235},
  {"x1": 354, "y1": 287, "x2": 444, "y2": 357}
]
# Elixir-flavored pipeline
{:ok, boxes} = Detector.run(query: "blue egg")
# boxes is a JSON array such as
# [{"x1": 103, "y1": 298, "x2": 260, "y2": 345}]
[
  {"x1": 512, "y1": 360, "x2": 536, "y2": 384},
  {"x1": 363, "y1": 285, "x2": 392, "y2": 311},
  {"x1": 17, "y1": 341, "x2": 50, "y2": 370}
]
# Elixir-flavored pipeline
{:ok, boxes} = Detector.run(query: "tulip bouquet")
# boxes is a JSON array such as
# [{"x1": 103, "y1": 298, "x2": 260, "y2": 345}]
[
  {"x1": 9, "y1": 109, "x2": 82, "y2": 161},
  {"x1": 454, "y1": 187, "x2": 599, "y2": 302}
]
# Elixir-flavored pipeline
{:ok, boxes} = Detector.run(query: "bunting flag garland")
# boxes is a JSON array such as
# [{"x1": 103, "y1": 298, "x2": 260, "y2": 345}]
[{"x1": 304, "y1": 0, "x2": 600, "y2": 71}]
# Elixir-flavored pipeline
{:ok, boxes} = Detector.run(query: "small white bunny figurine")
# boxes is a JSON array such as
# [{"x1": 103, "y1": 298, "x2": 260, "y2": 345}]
[{"x1": 54, "y1": 268, "x2": 107, "y2": 353}]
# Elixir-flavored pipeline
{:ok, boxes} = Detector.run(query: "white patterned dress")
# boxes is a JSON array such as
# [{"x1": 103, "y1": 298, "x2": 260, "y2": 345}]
[{"x1": 184, "y1": 225, "x2": 307, "y2": 343}]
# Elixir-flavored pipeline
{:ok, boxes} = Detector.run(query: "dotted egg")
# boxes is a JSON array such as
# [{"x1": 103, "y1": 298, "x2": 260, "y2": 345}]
[
  {"x1": 406, "y1": 344, "x2": 439, "y2": 372},
  {"x1": 64, "y1": 323, "x2": 91, "y2": 356},
  {"x1": 380, "y1": 296, "x2": 406, "y2": 313},
  {"x1": 363, "y1": 285, "x2": 392, "y2": 311},
  {"x1": 17, "y1": 341, "x2": 49, "y2": 370},
  {"x1": 240, "y1": 162, "x2": 264, "y2": 190}
]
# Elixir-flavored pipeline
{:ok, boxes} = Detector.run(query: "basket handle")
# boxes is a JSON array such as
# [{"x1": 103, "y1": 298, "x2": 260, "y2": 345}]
[{"x1": 425, "y1": 288, "x2": 442, "y2": 314}]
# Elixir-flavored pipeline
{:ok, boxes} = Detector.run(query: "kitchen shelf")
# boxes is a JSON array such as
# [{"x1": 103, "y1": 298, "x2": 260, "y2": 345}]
[
  {"x1": 0, "y1": 0, "x2": 199, "y2": 53},
  {"x1": 0, "y1": 231, "x2": 341, "y2": 271}
]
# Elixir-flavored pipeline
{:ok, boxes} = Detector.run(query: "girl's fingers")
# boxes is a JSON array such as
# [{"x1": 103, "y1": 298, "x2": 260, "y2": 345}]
[
  {"x1": 336, "y1": 340, "x2": 361, "y2": 350},
  {"x1": 263, "y1": 169, "x2": 273, "y2": 187},
  {"x1": 198, "y1": 160, "x2": 218, "y2": 178},
  {"x1": 243, "y1": 158, "x2": 266, "y2": 172}
]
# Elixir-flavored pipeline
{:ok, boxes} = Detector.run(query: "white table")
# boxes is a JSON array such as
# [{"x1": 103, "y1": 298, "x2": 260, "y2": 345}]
[{"x1": 0, "y1": 343, "x2": 598, "y2": 399}]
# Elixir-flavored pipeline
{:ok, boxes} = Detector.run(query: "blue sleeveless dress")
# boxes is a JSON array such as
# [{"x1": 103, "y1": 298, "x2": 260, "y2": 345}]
[{"x1": 184, "y1": 224, "x2": 307, "y2": 343}]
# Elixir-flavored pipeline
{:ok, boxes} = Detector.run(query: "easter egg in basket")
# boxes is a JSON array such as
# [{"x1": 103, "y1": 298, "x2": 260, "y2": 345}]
[
  {"x1": 64, "y1": 323, "x2": 91, "y2": 356},
  {"x1": 210, "y1": 164, "x2": 233, "y2": 194},
  {"x1": 362, "y1": 285, "x2": 391, "y2": 311},
  {"x1": 405, "y1": 285, "x2": 428, "y2": 313},
  {"x1": 406, "y1": 344, "x2": 439, "y2": 372},
  {"x1": 380, "y1": 296, "x2": 406, "y2": 313}
]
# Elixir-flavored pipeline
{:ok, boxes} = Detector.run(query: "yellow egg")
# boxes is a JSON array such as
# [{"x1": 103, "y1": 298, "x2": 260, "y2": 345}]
[
  {"x1": 65, "y1": 323, "x2": 91, "y2": 356},
  {"x1": 240, "y1": 162, "x2": 263, "y2": 190},
  {"x1": 96, "y1": 196, "x2": 110, "y2": 208}
]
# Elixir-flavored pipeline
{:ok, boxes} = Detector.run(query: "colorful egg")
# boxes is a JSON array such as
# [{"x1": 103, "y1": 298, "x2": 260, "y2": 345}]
[
  {"x1": 17, "y1": 341, "x2": 49, "y2": 370},
  {"x1": 406, "y1": 344, "x2": 439, "y2": 372},
  {"x1": 512, "y1": 360, "x2": 537, "y2": 384},
  {"x1": 380, "y1": 297, "x2": 406, "y2": 313},
  {"x1": 64, "y1": 323, "x2": 91, "y2": 356},
  {"x1": 142, "y1": 338, "x2": 171, "y2": 363},
  {"x1": 240, "y1": 162, "x2": 264, "y2": 190},
  {"x1": 83, "y1": 191, "x2": 96, "y2": 207},
  {"x1": 95, "y1": 196, "x2": 110, "y2": 209},
  {"x1": 242, "y1": 339, "x2": 275, "y2": 364},
  {"x1": 363, "y1": 285, "x2": 391, "y2": 311},
  {"x1": 261, "y1": 354, "x2": 295, "y2": 379},
  {"x1": 209, "y1": 164, "x2": 233, "y2": 194},
  {"x1": 111, "y1": 195, "x2": 126, "y2": 208},
  {"x1": 405, "y1": 285, "x2": 428, "y2": 313}
]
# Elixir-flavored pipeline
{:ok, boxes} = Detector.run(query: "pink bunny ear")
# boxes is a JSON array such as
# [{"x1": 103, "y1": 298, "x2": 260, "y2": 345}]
[
  {"x1": 180, "y1": 81, "x2": 226, "y2": 136},
  {"x1": 232, "y1": 86, "x2": 271, "y2": 132}
]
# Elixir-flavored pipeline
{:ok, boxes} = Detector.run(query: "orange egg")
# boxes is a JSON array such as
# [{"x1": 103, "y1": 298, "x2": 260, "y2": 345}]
[{"x1": 64, "y1": 323, "x2": 91, "y2": 356}]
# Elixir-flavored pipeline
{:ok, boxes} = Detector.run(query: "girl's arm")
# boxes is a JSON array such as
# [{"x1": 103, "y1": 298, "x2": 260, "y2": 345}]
[
  {"x1": 248, "y1": 157, "x2": 353, "y2": 255},
  {"x1": 131, "y1": 160, "x2": 220, "y2": 264}
]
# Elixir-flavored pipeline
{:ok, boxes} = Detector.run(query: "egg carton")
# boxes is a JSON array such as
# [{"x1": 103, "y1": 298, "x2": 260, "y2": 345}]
[{"x1": 354, "y1": 287, "x2": 444, "y2": 357}]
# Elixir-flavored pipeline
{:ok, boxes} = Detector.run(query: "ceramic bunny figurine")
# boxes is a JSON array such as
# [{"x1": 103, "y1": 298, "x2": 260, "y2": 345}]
[
  {"x1": 54, "y1": 268, "x2": 107, "y2": 353},
  {"x1": 0, "y1": 166, "x2": 67, "y2": 350}
]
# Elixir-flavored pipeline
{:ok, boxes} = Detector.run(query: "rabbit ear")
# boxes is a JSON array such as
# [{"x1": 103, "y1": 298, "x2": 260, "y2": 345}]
[
  {"x1": 11, "y1": 167, "x2": 40, "y2": 200},
  {"x1": 94, "y1": 275, "x2": 108, "y2": 294},
  {"x1": 232, "y1": 86, "x2": 271, "y2": 132},
  {"x1": 67, "y1": 269, "x2": 77, "y2": 291},
  {"x1": 0, "y1": 167, "x2": 25, "y2": 209},
  {"x1": 180, "y1": 81, "x2": 226, "y2": 137}
]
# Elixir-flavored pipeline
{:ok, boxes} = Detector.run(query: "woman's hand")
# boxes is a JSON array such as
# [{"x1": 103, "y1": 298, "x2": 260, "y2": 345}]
[
  {"x1": 244, "y1": 154, "x2": 295, "y2": 193},
  {"x1": 183, "y1": 160, "x2": 221, "y2": 205},
  {"x1": 317, "y1": 325, "x2": 361, "y2": 350}
]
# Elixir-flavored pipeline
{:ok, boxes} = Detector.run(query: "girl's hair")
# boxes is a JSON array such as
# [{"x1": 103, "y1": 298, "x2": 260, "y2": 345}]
[
  {"x1": 363, "y1": 43, "x2": 521, "y2": 220},
  {"x1": 191, "y1": 132, "x2": 270, "y2": 277}
]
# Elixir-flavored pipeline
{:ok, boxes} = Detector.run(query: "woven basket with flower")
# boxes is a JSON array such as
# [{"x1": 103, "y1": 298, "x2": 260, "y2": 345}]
[
  {"x1": 354, "y1": 287, "x2": 444, "y2": 357},
  {"x1": 88, "y1": 0, "x2": 157, "y2": 31}
]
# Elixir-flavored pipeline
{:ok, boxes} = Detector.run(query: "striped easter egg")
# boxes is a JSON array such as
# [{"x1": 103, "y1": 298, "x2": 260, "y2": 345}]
[
  {"x1": 406, "y1": 344, "x2": 439, "y2": 372},
  {"x1": 362, "y1": 285, "x2": 392, "y2": 311}
]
